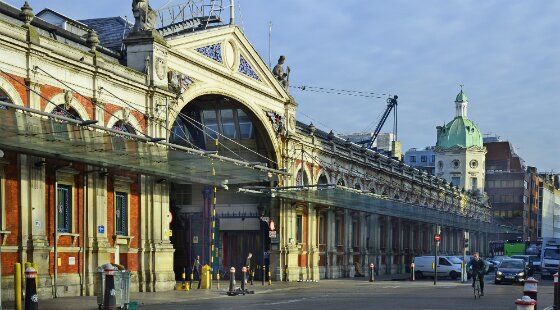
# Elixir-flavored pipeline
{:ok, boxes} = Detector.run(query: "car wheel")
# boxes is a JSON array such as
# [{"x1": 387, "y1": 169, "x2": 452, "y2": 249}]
[
  {"x1": 449, "y1": 271, "x2": 458, "y2": 280},
  {"x1": 415, "y1": 271, "x2": 423, "y2": 279}
]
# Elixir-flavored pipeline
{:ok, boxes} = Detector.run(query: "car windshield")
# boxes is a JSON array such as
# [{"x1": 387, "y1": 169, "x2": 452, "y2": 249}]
[
  {"x1": 500, "y1": 261, "x2": 524, "y2": 269},
  {"x1": 511, "y1": 256, "x2": 528, "y2": 262},
  {"x1": 448, "y1": 257, "x2": 462, "y2": 264},
  {"x1": 544, "y1": 248, "x2": 560, "y2": 259}
]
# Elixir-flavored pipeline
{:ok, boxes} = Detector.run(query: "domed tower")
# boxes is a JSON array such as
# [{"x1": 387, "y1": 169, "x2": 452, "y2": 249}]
[{"x1": 435, "y1": 89, "x2": 486, "y2": 192}]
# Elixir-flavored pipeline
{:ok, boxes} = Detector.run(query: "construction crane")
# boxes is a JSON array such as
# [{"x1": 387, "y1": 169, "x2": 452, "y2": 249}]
[{"x1": 361, "y1": 95, "x2": 398, "y2": 149}]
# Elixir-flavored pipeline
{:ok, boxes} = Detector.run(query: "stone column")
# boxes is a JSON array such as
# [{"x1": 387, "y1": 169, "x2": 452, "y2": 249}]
[
  {"x1": 359, "y1": 212, "x2": 367, "y2": 275},
  {"x1": 18, "y1": 154, "x2": 50, "y2": 297},
  {"x1": 307, "y1": 203, "x2": 320, "y2": 281},
  {"x1": 326, "y1": 209, "x2": 336, "y2": 279},
  {"x1": 138, "y1": 175, "x2": 175, "y2": 291},
  {"x1": 344, "y1": 210, "x2": 355, "y2": 277},
  {"x1": 385, "y1": 216, "x2": 393, "y2": 274}
]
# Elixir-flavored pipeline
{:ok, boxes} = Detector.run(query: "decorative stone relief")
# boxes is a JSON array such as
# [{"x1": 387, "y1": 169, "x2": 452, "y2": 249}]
[
  {"x1": 238, "y1": 55, "x2": 260, "y2": 81},
  {"x1": 266, "y1": 111, "x2": 285, "y2": 136},
  {"x1": 196, "y1": 43, "x2": 222, "y2": 63},
  {"x1": 63, "y1": 90, "x2": 72, "y2": 110},
  {"x1": 155, "y1": 57, "x2": 167, "y2": 81},
  {"x1": 167, "y1": 70, "x2": 194, "y2": 97}
]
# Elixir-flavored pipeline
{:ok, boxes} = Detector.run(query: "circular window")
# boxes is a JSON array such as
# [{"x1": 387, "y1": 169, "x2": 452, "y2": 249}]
[
  {"x1": 469, "y1": 160, "x2": 479, "y2": 169},
  {"x1": 451, "y1": 159, "x2": 460, "y2": 169}
]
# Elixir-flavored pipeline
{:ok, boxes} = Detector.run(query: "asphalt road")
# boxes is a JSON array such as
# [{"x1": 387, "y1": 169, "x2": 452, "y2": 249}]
[{"x1": 140, "y1": 275, "x2": 553, "y2": 310}]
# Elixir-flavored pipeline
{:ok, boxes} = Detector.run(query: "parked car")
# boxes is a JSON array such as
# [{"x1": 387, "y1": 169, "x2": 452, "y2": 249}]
[
  {"x1": 413, "y1": 256, "x2": 463, "y2": 280},
  {"x1": 528, "y1": 255, "x2": 541, "y2": 272},
  {"x1": 494, "y1": 259, "x2": 526, "y2": 284}
]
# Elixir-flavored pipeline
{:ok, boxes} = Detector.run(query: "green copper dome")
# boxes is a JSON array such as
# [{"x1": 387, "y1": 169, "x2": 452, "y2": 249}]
[
  {"x1": 456, "y1": 90, "x2": 468, "y2": 102},
  {"x1": 436, "y1": 117, "x2": 483, "y2": 149}
]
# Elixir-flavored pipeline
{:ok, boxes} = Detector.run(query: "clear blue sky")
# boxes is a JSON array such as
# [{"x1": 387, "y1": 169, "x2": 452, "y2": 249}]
[{"x1": 4, "y1": 0, "x2": 559, "y2": 172}]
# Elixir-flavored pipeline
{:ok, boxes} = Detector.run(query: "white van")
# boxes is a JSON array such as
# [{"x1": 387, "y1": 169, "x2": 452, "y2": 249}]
[{"x1": 413, "y1": 256, "x2": 463, "y2": 280}]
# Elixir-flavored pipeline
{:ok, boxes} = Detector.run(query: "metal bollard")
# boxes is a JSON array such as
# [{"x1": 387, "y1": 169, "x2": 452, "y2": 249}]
[
  {"x1": 24, "y1": 267, "x2": 39, "y2": 310},
  {"x1": 369, "y1": 263, "x2": 375, "y2": 282},
  {"x1": 14, "y1": 263, "x2": 22, "y2": 310},
  {"x1": 524, "y1": 277, "x2": 538, "y2": 310},
  {"x1": 241, "y1": 266, "x2": 247, "y2": 293},
  {"x1": 515, "y1": 296, "x2": 537, "y2": 310},
  {"x1": 251, "y1": 270, "x2": 254, "y2": 285},
  {"x1": 268, "y1": 269, "x2": 272, "y2": 285},
  {"x1": 217, "y1": 271, "x2": 220, "y2": 290},
  {"x1": 555, "y1": 273, "x2": 559, "y2": 310},
  {"x1": 227, "y1": 267, "x2": 236, "y2": 296},
  {"x1": 411, "y1": 263, "x2": 415, "y2": 281},
  {"x1": 103, "y1": 264, "x2": 117, "y2": 310}
]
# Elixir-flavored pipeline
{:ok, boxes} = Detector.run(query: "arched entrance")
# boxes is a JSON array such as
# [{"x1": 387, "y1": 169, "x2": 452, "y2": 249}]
[{"x1": 169, "y1": 94, "x2": 279, "y2": 279}]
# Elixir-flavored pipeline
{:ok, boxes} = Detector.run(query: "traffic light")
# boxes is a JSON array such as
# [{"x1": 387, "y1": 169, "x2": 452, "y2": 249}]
[{"x1": 464, "y1": 238, "x2": 469, "y2": 248}]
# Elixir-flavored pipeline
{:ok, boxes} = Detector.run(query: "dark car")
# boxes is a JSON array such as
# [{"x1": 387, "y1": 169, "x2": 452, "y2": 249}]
[{"x1": 495, "y1": 259, "x2": 526, "y2": 284}]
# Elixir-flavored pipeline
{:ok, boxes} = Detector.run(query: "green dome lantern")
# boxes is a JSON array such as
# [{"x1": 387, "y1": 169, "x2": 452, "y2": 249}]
[{"x1": 436, "y1": 89, "x2": 483, "y2": 149}]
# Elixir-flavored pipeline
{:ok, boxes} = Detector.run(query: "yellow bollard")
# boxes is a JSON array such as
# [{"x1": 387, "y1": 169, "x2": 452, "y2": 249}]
[
  {"x1": 217, "y1": 272, "x2": 220, "y2": 290},
  {"x1": 268, "y1": 270, "x2": 272, "y2": 285},
  {"x1": 32, "y1": 262, "x2": 39, "y2": 288},
  {"x1": 15, "y1": 262, "x2": 22, "y2": 310}
]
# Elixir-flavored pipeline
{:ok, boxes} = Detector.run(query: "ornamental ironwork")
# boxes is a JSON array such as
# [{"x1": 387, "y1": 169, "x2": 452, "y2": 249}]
[
  {"x1": 238, "y1": 54, "x2": 260, "y2": 81},
  {"x1": 196, "y1": 43, "x2": 222, "y2": 63}
]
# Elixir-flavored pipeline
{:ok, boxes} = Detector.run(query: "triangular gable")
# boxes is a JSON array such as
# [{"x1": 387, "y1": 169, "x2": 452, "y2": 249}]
[{"x1": 166, "y1": 26, "x2": 290, "y2": 101}]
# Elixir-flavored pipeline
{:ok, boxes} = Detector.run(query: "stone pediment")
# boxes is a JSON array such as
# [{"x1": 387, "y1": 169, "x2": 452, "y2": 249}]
[{"x1": 165, "y1": 26, "x2": 290, "y2": 101}]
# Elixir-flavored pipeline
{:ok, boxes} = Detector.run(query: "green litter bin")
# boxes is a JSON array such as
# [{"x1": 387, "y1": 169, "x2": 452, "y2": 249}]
[{"x1": 127, "y1": 301, "x2": 139, "y2": 310}]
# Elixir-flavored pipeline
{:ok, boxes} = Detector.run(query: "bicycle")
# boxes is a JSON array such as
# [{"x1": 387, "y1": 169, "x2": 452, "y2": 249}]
[{"x1": 472, "y1": 272, "x2": 481, "y2": 299}]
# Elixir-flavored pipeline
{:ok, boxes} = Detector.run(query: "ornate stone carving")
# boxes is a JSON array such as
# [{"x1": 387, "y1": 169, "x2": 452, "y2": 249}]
[
  {"x1": 63, "y1": 90, "x2": 73, "y2": 110},
  {"x1": 167, "y1": 70, "x2": 193, "y2": 96},
  {"x1": 155, "y1": 57, "x2": 167, "y2": 80},
  {"x1": 266, "y1": 111, "x2": 285, "y2": 136},
  {"x1": 123, "y1": 107, "x2": 131, "y2": 123},
  {"x1": 86, "y1": 29, "x2": 100, "y2": 52},
  {"x1": 132, "y1": 0, "x2": 157, "y2": 33},
  {"x1": 19, "y1": 1, "x2": 34, "y2": 26}
]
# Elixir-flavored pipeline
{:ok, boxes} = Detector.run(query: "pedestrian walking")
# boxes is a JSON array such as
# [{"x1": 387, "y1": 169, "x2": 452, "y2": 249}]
[
  {"x1": 192, "y1": 255, "x2": 202, "y2": 289},
  {"x1": 246, "y1": 253, "x2": 253, "y2": 283}
]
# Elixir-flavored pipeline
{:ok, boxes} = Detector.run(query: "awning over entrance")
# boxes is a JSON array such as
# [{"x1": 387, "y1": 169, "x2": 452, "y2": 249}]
[
  {"x1": 242, "y1": 185, "x2": 517, "y2": 234},
  {"x1": 0, "y1": 102, "x2": 286, "y2": 185}
]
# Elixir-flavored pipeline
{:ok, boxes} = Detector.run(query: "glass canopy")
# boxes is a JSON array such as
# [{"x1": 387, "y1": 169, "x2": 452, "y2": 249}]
[
  {"x1": 0, "y1": 102, "x2": 285, "y2": 185},
  {"x1": 242, "y1": 185, "x2": 516, "y2": 234}
]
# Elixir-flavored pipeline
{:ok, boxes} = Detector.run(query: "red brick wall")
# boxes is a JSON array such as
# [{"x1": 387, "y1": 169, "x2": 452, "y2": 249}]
[
  {"x1": 1, "y1": 151, "x2": 20, "y2": 275},
  {"x1": 40, "y1": 84, "x2": 63, "y2": 112},
  {"x1": 0, "y1": 72, "x2": 28, "y2": 107}
]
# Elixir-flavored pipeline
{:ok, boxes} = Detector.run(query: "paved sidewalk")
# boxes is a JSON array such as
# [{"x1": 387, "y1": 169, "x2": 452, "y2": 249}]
[{"x1": 0, "y1": 274, "x2": 414, "y2": 310}]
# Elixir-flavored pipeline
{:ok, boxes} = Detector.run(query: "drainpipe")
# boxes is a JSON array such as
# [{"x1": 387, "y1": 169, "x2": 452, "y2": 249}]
[
  {"x1": 54, "y1": 168, "x2": 59, "y2": 298},
  {"x1": 229, "y1": 0, "x2": 235, "y2": 25}
]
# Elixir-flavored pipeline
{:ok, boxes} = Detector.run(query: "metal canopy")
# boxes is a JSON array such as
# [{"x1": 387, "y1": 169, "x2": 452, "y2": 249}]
[
  {"x1": 0, "y1": 102, "x2": 286, "y2": 185},
  {"x1": 243, "y1": 185, "x2": 515, "y2": 234}
]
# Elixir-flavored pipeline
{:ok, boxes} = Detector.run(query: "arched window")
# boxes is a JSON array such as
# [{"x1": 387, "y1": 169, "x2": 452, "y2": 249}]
[
  {"x1": 296, "y1": 169, "x2": 309, "y2": 187},
  {"x1": 52, "y1": 105, "x2": 82, "y2": 120},
  {"x1": 317, "y1": 174, "x2": 328, "y2": 185},
  {"x1": 337, "y1": 179, "x2": 345, "y2": 186},
  {"x1": 0, "y1": 89, "x2": 11, "y2": 110},
  {"x1": 112, "y1": 120, "x2": 136, "y2": 134},
  {"x1": 354, "y1": 183, "x2": 361, "y2": 190}
]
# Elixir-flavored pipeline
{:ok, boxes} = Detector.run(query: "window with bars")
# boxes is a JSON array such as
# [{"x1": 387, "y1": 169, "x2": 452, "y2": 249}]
[
  {"x1": 115, "y1": 192, "x2": 128, "y2": 236},
  {"x1": 57, "y1": 184, "x2": 72, "y2": 233}
]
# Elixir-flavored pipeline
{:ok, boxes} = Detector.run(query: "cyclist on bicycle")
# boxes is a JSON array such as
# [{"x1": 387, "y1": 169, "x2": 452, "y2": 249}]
[{"x1": 466, "y1": 252, "x2": 489, "y2": 296}]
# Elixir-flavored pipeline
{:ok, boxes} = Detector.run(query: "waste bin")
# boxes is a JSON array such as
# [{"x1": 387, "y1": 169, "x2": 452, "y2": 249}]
[
  {"x1": 200, "y1": 264, "x2": 211, "y2": 289},
  {"x1": 95, "y1": 264, "x2": 131, "y2": 310}
]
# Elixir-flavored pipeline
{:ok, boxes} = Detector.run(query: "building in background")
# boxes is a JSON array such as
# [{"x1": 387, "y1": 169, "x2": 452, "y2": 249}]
[
  {"x1": 434, "y1": 89, "x2": 486, "y2": 193},
  {"x1": 341, "y1": 132, "x2": 401, "y2": 159},
  {"x1": 484, "y1": 137, "x2": 540, "y2": 241},
  {"x1": 404, "y1": 146, "x2": 436, "y2": 174},
  {"x1": 538, "y1": 174, "x2": 560, "y2": 239}
]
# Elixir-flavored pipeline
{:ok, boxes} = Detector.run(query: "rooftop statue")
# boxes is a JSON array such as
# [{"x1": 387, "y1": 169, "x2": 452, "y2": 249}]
[
  {"x1": 132, "y1": 0, "x2": 157, "y2": 32},
  {"x1": 272, "y1": 55, "x2": 290, "y2": 89}
]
